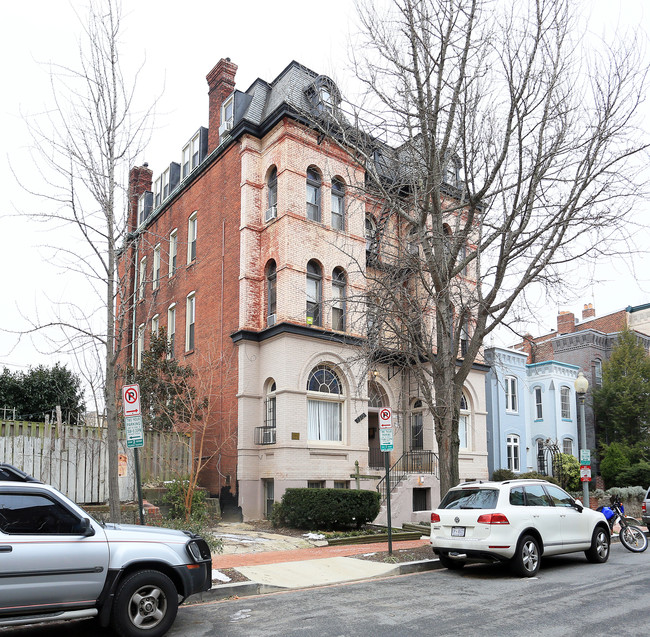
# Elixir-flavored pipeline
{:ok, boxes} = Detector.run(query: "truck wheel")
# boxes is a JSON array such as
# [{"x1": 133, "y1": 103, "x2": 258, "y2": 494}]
[{"x1": 111, "y1": 570, "x2": 178, "y2": 637}]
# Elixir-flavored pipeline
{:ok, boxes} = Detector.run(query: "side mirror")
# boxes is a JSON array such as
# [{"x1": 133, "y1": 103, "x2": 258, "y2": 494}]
[
  {"x1": 573, "y1": 499, "x2": 584, "y2": 512},
  {"x1": 80, "y1": 517, "x2": 95, "y2": 537}
]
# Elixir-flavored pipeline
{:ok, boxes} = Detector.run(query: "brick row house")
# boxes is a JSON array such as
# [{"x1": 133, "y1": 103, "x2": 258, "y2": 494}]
[{"x1": 118, "y1": 58, "x2": 489, "y2": 521}]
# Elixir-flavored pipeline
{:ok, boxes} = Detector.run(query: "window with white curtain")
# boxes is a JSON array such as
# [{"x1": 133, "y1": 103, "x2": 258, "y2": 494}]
[{"x1": 307, "y1": 365, "x2": 343, "y2": 441}]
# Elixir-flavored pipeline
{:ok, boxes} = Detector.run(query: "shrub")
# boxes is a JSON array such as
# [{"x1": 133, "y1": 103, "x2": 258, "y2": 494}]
[
  {"x1": 552, "y1": 453, "x2": 580, "y2": 491},
  {"x1": 615, "y1": 462, "x2": 650, "y2": 490},
  {"x1": 491, "y1": 468, "x2": 516, "y2": 481},
  {"x1": 599, "y1": 442, "x2": 631, "y2": 487},
  {"x1": 273, "y1": 488, "x2": 381, "y2": 530},
  {"x1": 162, "y1": 478, "x2": 208, "y2": 523},
  {"x1": 607, "y1": 486, "x2": 646, "y2": 503}
]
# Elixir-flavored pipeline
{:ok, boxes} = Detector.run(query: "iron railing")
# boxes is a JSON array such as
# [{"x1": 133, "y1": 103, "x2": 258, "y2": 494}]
[{"x1": 376, "y1": 450, "x2": 438, "y2": 503}]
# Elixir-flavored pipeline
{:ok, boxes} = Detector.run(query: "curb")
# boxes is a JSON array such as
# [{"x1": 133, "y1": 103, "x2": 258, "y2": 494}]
[{"x1": 187, "y1": 557, "x2": 444, "y2": 603}]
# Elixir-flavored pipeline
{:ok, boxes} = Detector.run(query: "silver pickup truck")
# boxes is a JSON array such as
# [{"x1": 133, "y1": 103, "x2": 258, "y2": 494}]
[{"x1": 0, "y1": 467, "x2": 212, "y2": 637}]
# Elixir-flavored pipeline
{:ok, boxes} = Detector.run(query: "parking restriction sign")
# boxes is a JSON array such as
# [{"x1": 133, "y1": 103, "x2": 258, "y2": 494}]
[
  {"x1": 122, "y1": 384, "x2": 141, "y2": 417},
  {"x1": 379, "y1": 408, "x2": 392, "y2": 428}
]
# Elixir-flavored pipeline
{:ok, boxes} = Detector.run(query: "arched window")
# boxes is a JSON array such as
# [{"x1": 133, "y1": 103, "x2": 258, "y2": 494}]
[
  {"x1": 459, "y1": 393, "x2": 470, "y2": 449},
  {"x1": 306, "y1": 260, "x2": 322, "y2": 326},
  {"x1": 411, "y1": 399, "x2": 424, "y2": 450},
  {"x1": 537, "y1": 439, "x2": 546, "y2": 473},
  {"x1": 562, "y1": 437, "x2": 573, "y2": 456},
  {"x1": 267, "y1": 166, "x2": 278, "y2": 211},
  {"x1": 266, "y1": 260, "x2": 277, "y2": 325},
  {"x1": 368, "y1": 381, "x2": 385, "y2": 409},
  {"x1": 365, "y1": 216, "x2": 377, "y2": 255},
  {"x1": 331, "y1": 178, "x2": 345, "y2": 230},
  {"x1": 307, "y1": 365, "x2": 343, "y2": 441},
  {"x1": 332, "y1": 268, "x2": 346, "y2": 331},
  {"x1": 460, "y1": 317, "x2": 470, "y2": 356},
  {"x1": 265, "y1": 380, "x2": 277, "y2": 429},
  {"x1": 306, "y1": 167, "x2": 321, "y2": 222},
  {"x1": 507, "y1": 434, "x2": 520, "y2": 472}
]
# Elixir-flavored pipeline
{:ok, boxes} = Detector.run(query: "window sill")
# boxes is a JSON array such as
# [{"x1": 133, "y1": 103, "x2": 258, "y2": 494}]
[{"x1": 184, "y1": 349, "x2": 195, "y2": 357}]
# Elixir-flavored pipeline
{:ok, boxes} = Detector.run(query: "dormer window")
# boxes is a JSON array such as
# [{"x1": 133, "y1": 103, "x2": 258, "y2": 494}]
[
  {"x1": 137, "y1": 191, "x2": 153, "y2": 226},
  {"x1": 220, "y1": 95, "x2": 235, "y2": 136},
  {"x1": 305, "y1": 75, "x2": 340, "y2": 116},
  {"x1": 442, "y1": 154, "x2": 461, "y2": 189}
]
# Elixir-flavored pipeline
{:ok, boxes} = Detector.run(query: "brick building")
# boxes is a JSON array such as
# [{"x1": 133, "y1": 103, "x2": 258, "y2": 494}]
[
  {"x1": 513, "y1": 303, "x2": 650, "y2": 465},
  {"x1": 119, "y1": 58, "x2": 489, "y2": 521}
]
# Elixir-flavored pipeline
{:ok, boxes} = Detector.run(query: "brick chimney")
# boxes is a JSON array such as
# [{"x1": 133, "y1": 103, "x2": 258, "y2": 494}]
[
  {"x1": 128, "y1": 164, "x2": 153, "y2": 233},
  {"x1": 206, "y1": 57, "x2": 238, "y2": 153},
  {"x1": 582, "y1": 303, "x2": 595, "y2": 320},
  {"x1": 557, "y1": 311, "x2": 576, "y2": 335}
]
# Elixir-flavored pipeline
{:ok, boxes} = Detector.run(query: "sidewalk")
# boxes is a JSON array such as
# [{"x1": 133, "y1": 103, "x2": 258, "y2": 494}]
[{"x1": 193, "y1": 533, "x2": 440, "y2": 602}]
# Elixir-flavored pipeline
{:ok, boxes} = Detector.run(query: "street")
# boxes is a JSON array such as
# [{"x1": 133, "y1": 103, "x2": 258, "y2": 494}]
[{"x1": 2, "y1": 543, "x2": 647, "y2": 637}]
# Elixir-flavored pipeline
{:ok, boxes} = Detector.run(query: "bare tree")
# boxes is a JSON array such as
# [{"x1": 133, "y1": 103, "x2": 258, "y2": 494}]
[
  {"x1": 311, "y1": 0, "x2": 648, "y2": 495},
  {"x1": 15, "y1": 1, "x2": 153, "y2": 520}
]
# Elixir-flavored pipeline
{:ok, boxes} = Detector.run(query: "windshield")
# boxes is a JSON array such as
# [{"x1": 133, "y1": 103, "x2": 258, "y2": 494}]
[{"x1": 439, "y1": 488, "x2": 498, "y2": 510}]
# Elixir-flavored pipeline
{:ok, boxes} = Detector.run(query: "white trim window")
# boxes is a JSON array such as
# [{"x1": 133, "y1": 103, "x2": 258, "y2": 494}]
[
  {"x1": 138, "y1": 257, "x2": 147, "y2": 301},
  {"x1": 560, "y1": 386, "x2": 571, "y2": 419},
  {"x1": 331, "y1": 178, "x2": 345, "y2": 230},
  {"x1": 306, "y1": 168, "x2": 321, "y2": 222},
  {"x1": 222, "y1": 95, "x2": 234, "y2": 130},
  {"x1": 186, "y1": 292, "x2": 196, "y2": 351},
  {"x1": 151, "y1": 314, "x2": 159, "y2": 336},
  {"x1": 307, "y1": 365, "x2": 343, "y2": 442},
  {"x1": 332, "y1": 268, "x2": 346, "y2": 331},
  {"x1": 306, "y1": 260, "x2": 322, "y2": 326},
  {"x1": 167, "y1": 304, "x2": 176, "y2": 359},
  {"x1": 563, "y1": 438, "x2": 573, "y2": 456},
  {"x1": 153, "y1": 244, "x2": 161, "y2": 290},
  {"x1": 182, "y1": 131, "x2": 202, "y2": 179},
  {"x1": 169, "y1": 229, "x2": 178, "y2": 277},
  {"x1": 534, "y1": 386, "x2": 543, "y2": 420},
  {"x1": 459, "y1": 393, "x2": 470, "y2": 450},
  {"x1": 187, "y1": 212, "x2": 197, "y2": 263},
  {"x1": 505, "y1": 376, "x2": 518, "y2": 412},
  {"x1": 507, "y1": 434, "x2": 520, "y2": 472},
  {"x1": 136, "y1": 324, "x2": 145, "y2": 370}
]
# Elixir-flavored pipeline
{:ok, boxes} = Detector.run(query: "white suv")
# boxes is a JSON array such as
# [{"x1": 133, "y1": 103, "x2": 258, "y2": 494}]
[{"x1": 430, "y1": 479, "x2": 610, "y2": 577}]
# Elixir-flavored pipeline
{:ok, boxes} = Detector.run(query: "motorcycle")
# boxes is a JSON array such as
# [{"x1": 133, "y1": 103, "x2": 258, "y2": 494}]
[{"x1": 597, "y1": 496, "x2": 648, "y2": 553}]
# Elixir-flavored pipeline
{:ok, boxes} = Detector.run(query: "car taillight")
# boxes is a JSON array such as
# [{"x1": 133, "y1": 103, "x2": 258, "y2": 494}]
[
  {"x1": 643, "y1": 502, "x2": 647, "y2": 514},
  {"x1": 431, "y1": 512, "x2": 441, "y2": 523},
  {"x1": 477, "y1": 513, "x2": 510, "y2": 525}
]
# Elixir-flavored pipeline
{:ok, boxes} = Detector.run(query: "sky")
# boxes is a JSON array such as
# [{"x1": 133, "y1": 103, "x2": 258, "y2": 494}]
[{"x1": 0, "y1": 0, "x2": 648, "y2": 386}]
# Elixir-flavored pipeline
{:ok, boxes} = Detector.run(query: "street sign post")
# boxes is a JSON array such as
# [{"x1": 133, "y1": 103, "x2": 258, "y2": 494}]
[
  {"x1": 122, "y1": 384, "x2": 144, "y2": 524},
  {"x1": 580, "y1": 449, "x2": 591, "y2": 465},
  {"x1": 378, "y1": 407, "x2": 394, "y2": 554}
]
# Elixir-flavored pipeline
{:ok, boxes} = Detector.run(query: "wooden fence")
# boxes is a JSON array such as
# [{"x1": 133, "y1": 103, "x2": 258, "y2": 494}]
[{"x1": 1, "y1": 421, "x2": 192, "y2": 504}]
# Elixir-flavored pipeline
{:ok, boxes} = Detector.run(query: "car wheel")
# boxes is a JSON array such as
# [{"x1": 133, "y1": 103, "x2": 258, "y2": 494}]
[
  {"x1": 437, "y1": 553, "x2": 465, "y2": 570},
  {"x1": 511, "y1": 534, "x2": 540, "y2": 577},
  {"x1": 111, "y1": 570, "x2": 179, "y2": 637},
  {"x1": 585, "y1": 526, "x2": 610, "y2": 563},
  {"x1": 585, "y1": 526, "x2": 610, "y2": 564}
]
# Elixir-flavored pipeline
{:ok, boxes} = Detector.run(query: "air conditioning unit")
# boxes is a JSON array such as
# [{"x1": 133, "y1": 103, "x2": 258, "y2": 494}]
[
  {"x1": 265, "y1": 205, "x2": 277, "y2": 222},
  {"x1": 267, "y1": 314, "x2": 276, "y2": 327},
  {"x1": 223, "y1": 120, "x2": 233, "y2": 131}
]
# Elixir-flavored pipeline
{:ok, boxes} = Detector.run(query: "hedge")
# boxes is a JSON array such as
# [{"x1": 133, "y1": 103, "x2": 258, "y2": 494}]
[{"x1": 273, "y1": 488, "x2": 381, "y2": 530}]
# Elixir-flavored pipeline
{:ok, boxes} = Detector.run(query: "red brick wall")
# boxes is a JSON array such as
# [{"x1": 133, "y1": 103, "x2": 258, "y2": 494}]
[{"x1": 121, "y1": 144, "x2": 242, "y2": 496}]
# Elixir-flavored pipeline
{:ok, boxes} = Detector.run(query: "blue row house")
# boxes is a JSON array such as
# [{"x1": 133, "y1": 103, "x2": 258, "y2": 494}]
[{"x1": 485, "y1": 347, "x2": 579, "y2": 478}]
